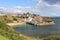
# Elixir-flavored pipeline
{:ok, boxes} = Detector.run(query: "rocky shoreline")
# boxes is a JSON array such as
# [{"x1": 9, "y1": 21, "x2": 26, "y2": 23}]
[
  {"x1": 37, "y1": 21, "x2": 55, "y2": 26},
  {"x1": 26, "y1": 21, "x2": 55, "y2": 26}
]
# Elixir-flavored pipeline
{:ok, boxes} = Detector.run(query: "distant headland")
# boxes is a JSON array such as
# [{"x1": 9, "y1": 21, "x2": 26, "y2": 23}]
[{"x1": 0, "y1": 12, "x2": 55, "y2": 26}]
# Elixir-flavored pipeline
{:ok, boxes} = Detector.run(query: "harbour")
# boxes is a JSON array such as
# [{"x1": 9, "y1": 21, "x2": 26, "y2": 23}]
[{"x1": 14, "y1": 17, "x2": 60, "y2": 38}]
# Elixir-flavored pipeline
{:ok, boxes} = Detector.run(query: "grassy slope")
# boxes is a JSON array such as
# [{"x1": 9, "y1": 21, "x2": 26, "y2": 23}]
[
  {"x1": 0, "y1": 35, "x2": 9, "y2": 40},
  {"x1": 0, "y1": 20, "x2": 26, "y2": 40},
  {"x1": 0, "y1": 20, "x2": 42, "y2": 40}
]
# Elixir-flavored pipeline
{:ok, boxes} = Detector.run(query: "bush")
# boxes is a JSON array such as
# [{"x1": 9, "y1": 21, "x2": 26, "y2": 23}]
[{"x1": 12, "y1": 16, "x2": 17, "y2": 21}]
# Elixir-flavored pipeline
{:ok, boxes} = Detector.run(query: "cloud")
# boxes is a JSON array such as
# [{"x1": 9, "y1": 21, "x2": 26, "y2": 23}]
[
  {"x1": 44, "y1": 0, "x2": 60, "y2": 5},
  {"x1": 37, "y1": 0, "x2": 60, "y2": 7},
  {"x1": 0, "y1": 7, "x2": 7, "y2": 11},
  {"x1": 35, "y1": 0, "x2": 60, "y2": 16},
  {"x1": 0, "y1": 0, "x2": 60, "y2": 16},
  {"x1": 0, "y1": 6, "x2": 40, "y2": 14},
  {"x1": 0, "y1": 6, "x2": 31, "y2": 13}
]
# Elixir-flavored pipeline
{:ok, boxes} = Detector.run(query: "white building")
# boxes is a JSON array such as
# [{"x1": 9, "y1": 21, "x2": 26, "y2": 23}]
[{"x1": 27, "y1": 17, "x2": 33, "y2": 22}]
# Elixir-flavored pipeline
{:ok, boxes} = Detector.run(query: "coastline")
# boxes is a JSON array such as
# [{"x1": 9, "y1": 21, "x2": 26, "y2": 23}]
[
  {"x1": 27, "y1": 21, "x2": 55, "y2": 26},
  {"x1": 37, "y1": 21, "x2": 55, "y2": 26},
  {"x1": 19, "y1": 34, "x2": 42, "y2": 40},
  {"x1": 7, "y1": 23, "x2": 42, "y2": 40}
]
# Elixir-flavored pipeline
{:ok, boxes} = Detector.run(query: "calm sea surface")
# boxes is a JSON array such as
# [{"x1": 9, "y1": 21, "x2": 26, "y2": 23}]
[{"x1": 14, "y1": 17, "x2": 60, "y2": 38}]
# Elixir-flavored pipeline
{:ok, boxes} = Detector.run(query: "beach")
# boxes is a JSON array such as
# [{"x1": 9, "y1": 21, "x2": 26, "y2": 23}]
[{"x1": 7, "y1": 22, "x2": 26, "y2": 26}]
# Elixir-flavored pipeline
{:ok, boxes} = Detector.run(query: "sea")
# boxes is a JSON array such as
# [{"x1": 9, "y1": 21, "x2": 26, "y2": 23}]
[{"x1": 14, "y1": 17, "x2": 60, "y2": 38}]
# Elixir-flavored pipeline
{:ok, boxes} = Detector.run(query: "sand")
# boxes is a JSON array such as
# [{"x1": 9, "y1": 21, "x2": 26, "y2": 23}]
[{"x1": 7, "y1": 22, "x2": 26, "y2": 26}]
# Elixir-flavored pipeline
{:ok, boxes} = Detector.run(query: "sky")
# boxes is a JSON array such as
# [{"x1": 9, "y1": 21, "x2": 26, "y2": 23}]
[{"x1": 0, "y1": 0, "x2": 60, "y2": 16}]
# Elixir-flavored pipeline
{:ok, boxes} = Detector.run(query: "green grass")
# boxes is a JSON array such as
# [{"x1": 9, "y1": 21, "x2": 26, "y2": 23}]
[
  {"x1": 0, "y1": 20, "x2": 26, "y2": 40},
  {"x1": 0, "y1": 35, "x2": 9, "y2": 40}
]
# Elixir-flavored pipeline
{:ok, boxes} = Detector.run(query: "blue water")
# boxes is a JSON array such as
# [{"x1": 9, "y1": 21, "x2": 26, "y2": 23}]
[{"x1": 14, "y1": 17, "x2": 60, "y2": 38}]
